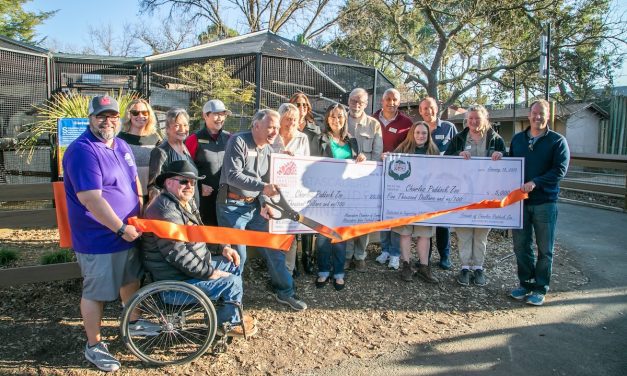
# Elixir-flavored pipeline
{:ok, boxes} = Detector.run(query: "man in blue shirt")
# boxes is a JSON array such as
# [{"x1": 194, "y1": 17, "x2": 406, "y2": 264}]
[
  {"x1": 509, "y1": 99, "x2": 570, "y2": 306},
  {"x1": 63, "y1": 96, "x2": 148, "y2": 372},
  {"x1": 419, "y1": 97, "x2": 458, "y2": 269}
]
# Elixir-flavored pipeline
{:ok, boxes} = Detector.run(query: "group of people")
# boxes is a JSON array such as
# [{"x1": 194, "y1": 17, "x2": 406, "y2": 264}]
[{"x1": 62, "y1": 90, "x2": 569, "y2": 372}]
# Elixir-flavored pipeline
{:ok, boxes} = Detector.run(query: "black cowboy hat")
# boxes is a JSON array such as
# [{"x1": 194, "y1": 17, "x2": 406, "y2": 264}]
[{"x1": 155, "y1": 160, "x2": 206, "y2": 188}]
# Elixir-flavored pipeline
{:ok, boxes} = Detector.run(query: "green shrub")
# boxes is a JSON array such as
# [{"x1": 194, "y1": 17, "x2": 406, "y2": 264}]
[
  {"x1": 0, "y1": 248, "x2": 19, "y2": 266},
  {"x1": 41, "y1": 249, "x2": 75, "y2": 265}
]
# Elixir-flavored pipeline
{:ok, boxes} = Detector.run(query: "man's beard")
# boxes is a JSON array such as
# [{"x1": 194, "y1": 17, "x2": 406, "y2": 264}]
[{"x1": 97, "y1": 128, "x2": 116, "y2": 141}]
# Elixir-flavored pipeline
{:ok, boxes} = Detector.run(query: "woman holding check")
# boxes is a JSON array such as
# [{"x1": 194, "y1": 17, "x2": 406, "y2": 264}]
[
  {"x1": 444, "y1": 105, "x2": 506, "y2": 287},
  {"x1": 310, "y1": 103, "x2": 366, "y2": 291}
]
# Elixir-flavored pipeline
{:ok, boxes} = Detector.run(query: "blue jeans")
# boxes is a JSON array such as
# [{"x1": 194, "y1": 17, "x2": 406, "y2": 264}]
[
  {"x1": 379, "y1": 230, "x2": 400, "y2": 257},
  {"x1": 432, "y1": 226, "x2": 451, "y2": 260},
  {"x1": 512, "y1": 202, "x2": 558, "y2": 295},
  {"x1": 316, "y1": 236, "x2": 346, "y2": 279},
  {"x1": 161, "y1": 256, "x2": 243, "y2": 325},
  {"x1": 217, "y1": 199, "x2": 295, "y2": 299}
]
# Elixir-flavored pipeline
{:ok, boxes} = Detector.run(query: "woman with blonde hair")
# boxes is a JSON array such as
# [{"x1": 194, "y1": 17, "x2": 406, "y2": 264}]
[
  {"x1": 119, "y1": 98, "x2": 161, "y2": 201},
  {"x1": 445, "y1": 105, "x2": 506, "y2": 287},
  {"x1": 392, "y1": 121, "x2": 440, "y2": 283}
]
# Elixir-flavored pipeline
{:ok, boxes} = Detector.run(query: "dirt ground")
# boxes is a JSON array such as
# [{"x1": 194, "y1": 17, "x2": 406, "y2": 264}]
[{"x1": 0, "y1": 229, "x2": 587, "y2": 375}]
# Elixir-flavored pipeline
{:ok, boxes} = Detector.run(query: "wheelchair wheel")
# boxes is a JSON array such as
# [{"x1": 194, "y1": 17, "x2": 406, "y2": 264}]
[{"x1": 121, "y1": 281, "x2": 217, "y2": 366}]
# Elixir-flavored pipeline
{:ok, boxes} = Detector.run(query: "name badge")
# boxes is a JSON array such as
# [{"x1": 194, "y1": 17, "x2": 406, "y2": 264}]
[
  {"x1": 435, "y1": 134, "x2": 445, "y2": 140},
  {"x1": 389, "y1": 128, "x2": 398, "y2": 133},
  {"x1": 198, "y1": 139, "x2": 209, "y2": 144},
  {"x1": 248, "y1": 151, "x2": 258, "y2": 157}
]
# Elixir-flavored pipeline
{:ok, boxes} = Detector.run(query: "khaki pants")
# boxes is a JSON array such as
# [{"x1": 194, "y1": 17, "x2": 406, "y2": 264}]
[
  {"x1": 345, "y1": 234, "x2": 370, "y2": 261},
  {"x1": 455, "y1": 227, "x2": 490, "y2": 268}
]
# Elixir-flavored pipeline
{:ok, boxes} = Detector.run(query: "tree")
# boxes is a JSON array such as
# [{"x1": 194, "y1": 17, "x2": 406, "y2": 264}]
[
  {"x1": 138, "y1": 0, "x2": 345, "y2": 42},
  {"x1": 176, "y1": 59, "x2": 256, "y2": 119},
  {"x1": 330, "y1": 0, "x2": 626, "y2": 109},
  {"x1": 0, "y1": 0, "x2": 55, "y2": 43}
]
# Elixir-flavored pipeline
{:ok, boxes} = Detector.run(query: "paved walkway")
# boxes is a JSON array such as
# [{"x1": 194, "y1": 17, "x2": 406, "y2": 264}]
[{"x1": 311, "y1": 203, "x2": 627, "y2": 376}]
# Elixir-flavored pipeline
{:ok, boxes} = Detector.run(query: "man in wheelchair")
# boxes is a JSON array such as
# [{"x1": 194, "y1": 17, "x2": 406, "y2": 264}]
[{"x1": 142, "y1": 160, "x2": 257, "y2": 337}]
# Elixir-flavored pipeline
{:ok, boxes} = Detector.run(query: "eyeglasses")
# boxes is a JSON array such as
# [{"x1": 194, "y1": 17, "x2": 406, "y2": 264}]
[
  {"x1": 528, "y1": 139, "x2": 535, "y2": 151},
  {"x1": 173, "y1": 178, "x2": 194, "y2": 186},
  {"x1": 130, "y1": 110, "x2": 149, "y2": 116},
  {"x1": 349, "y1": 99, "x2": 367, "y2": 106},
  {"x1": 95, "y1": 115, "x2": 120, "y2": 122},
  {"x1": 294, "y1": 103, "x2": 308, "y2": 108}
]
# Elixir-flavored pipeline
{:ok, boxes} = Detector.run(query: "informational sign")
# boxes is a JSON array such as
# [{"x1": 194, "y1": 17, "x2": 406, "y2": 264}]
[
  {"x1": 382, "y1": 154, "x2": 524, "y2": 229},
  {"x1": 269, "y1": 154, "x2": 382, "y2": 234},
  {"x1": 57, "y1": 118, "x2": 88, "y2": 177}
]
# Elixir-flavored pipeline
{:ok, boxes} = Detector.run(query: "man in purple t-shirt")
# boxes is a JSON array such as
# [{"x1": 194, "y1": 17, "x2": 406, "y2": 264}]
[{"x1": 62, "y1": 95, "x2": 147, "y2": 372}]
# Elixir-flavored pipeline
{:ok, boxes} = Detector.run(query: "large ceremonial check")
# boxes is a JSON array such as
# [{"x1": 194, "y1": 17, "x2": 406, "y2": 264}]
[
  {"x1": 383, "y1": 154, "x2": 524, "y2": 229},
  {"x1": 269, "y1": 154, "x2": 382, "y2": 234},
  {"x1": 269, "y1": 154, "x2": 524, "y2": 234}
]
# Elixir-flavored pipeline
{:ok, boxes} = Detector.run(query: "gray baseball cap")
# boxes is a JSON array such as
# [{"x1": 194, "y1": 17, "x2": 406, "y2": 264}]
[
  {"x1": 202, "y1": 99, "x2": 232, "y2": 115},
  {"x1": 88, "y1": 95, "x2": 119, "y2": 116}
]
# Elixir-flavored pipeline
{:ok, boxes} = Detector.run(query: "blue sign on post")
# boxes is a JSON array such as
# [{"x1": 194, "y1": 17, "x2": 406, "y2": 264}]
[{"x1": 57, "y1": 118, "x2": 88, "y2": 177}]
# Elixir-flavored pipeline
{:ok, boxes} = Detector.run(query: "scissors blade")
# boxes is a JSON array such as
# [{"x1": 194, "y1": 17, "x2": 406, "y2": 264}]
[{"x1": 297, "y1": 215, "x2": 342, "y2": 241}]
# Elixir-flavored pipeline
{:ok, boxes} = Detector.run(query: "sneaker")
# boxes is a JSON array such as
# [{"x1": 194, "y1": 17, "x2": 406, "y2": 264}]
[
  {"x1": 274, "y1": 294, "x2": 307, "y2": 311},
  {"x1": 526, "y1": 292, "x2": 546, "y2": 306},
  {"x1": 128, "y1": 319, "x2": 162, "y2": 336},
  {"x1": 375, "y1": 252, "x2": 390, "y2": 264},
  {"x1": 400, "y1": 261, "x2": 413, "y2": 282},
  {"x1": 416, "y1": 264, "x2": 439, "y2": 284},
  {"x1": 473, "y1": 269, "x2": 487, "y2": 286},
  {"x1": 85, "y1": 342, "x2": 121, "y2": 372},
  {"x1": 219, "y1": 315, "x2": 258, "y2": 337},
  {"x1": 353, "y1": 259, "x2": 367, "y2": 273},
  {"x1": 388, "y1": 256, "x2": 400, "y2": 270},
  {"x1": 457, "y1": 269, "x2": 471, "y2": 286},
  {"x1": 510, "y1": 287, "x2": 531, "y2": 300},
  {"x1": 438, "y1": 256, "x2": 452, "y2": 270}
]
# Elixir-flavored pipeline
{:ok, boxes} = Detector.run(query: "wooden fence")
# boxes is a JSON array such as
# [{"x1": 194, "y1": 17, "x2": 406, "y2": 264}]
[{"x1": 0, "y1": 182, "x2": 81, "y2": 286}]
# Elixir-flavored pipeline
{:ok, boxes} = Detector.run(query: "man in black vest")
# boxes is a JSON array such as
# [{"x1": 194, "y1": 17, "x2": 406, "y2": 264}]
[{"x1": 185, "y1": 99, "x2": 231, "y2": 226}]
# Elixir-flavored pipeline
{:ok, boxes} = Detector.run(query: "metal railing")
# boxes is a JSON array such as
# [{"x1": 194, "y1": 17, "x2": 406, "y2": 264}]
[{"x1": 561, "y1": 153, "x2": 627, "y2": 211}]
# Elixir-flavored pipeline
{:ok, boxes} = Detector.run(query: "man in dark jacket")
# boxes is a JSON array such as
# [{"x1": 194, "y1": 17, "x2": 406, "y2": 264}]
[
  {"x1": 509, "y1": 99, "x2": 570, "y2": 306},
  {"x1": 142, "y1": 160, "x2": 257, "y2": 336}
]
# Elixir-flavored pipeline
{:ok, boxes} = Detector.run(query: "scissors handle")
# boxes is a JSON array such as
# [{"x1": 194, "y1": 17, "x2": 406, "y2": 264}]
[{"x1": 264, "y1": 193, "x2": 299, "y2": 222}]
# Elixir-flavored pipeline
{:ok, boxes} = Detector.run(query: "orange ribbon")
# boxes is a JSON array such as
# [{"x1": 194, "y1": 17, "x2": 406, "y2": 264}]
[
  {"x1": 330, "y1": 189, "x2": 528, "y2": 242},
  {"x1": 127, "y1": 217, "x2": 295, "y2": 251},
  {"x1": 53, "y1": 182, "x2": 73, "y2": 248},
  {"x1": 53, "y1": 182, "x2": 295, "y2": 251},
  {"x1": 53, "y1": 181, "x2": 525, "y2": 251}
]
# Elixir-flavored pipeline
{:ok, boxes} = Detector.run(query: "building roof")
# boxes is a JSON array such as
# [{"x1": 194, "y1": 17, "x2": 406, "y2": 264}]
[
  {"x1": 52, "y1": 52, "x2": 143, "y2": 65},
  {"x1": 0, "y1": 35, "x2": 48, "y2": 56},
  {"x1": 447, "y1": 102, "x2": 609, "y2": 123},
  {"x1": 145, "y1": 30, "x2": 365, "y2": 67}
]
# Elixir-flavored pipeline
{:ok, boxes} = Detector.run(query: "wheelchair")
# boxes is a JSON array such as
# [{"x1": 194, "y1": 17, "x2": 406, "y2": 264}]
[{"x1": 120, "y1": 280, "x2": 248, "y2": 366}]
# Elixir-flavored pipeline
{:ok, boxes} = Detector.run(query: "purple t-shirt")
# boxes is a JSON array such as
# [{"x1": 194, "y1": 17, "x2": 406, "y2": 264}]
[{"x1": 62, "y1": 130, "x2": 140, "y2": 254}]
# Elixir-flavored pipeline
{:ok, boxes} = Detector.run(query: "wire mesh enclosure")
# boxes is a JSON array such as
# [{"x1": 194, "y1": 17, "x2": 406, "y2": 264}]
[{"x1": 0, "y1": 31, "x2": 394, "y2": 184}]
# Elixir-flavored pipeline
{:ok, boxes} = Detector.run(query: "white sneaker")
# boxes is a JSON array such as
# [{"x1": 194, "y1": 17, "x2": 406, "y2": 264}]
[
  {"x1": 376, "y1": 252, "x2": 390, "y2": 264},
  {"x1": 388, "y1": 256, "x2": 400, "y2": 270}
]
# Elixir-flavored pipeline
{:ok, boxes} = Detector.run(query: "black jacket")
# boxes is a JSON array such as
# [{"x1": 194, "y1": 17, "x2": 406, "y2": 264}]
[
  {"x1": 142, "y1": 192, "x2": 214, "y2": 281},
  {"x1": 310, "y1": 133, "x2": 360, "y2": 159},
  {"x1": 444, "y1": 127, "x2": 506, "y2": 157}
]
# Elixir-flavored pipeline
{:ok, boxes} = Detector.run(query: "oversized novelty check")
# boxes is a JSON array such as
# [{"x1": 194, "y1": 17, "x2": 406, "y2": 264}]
[
  {"x1": 269, "y1": 154, "x2": 382, "y2": 234},
  {"x1": 383, "y1": 154, "x2": 524, "y2": 229}
]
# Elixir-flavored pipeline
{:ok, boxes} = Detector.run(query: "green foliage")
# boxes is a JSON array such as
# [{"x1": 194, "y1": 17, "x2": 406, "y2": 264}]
[
  {"x1": 331, "y1": 0, "x2": 626, "y2": 107},
  {"x1": 177, "y1": 59, "x2": 256, "y2": 120},
  {"x1": 40, "y1": 248, "x2": 75, "y2": 265},
  {"x1": 18, "y1": 91, "x2": 141, "y2": 161},
  {"x1": 0, "y1": 0, "x2": 55, "y2": 43},
  {"x1": 0, "y1": 248, "x2": 18, "y2": 266},
  {"x1": 198, "y1": 24, "x2": 239, "y2": 44}
]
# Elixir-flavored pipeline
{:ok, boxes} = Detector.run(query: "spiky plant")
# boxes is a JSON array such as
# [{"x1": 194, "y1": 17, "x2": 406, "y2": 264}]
[{"x1": 18, "y1": 90, "x2": 141, "y2": 161}]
